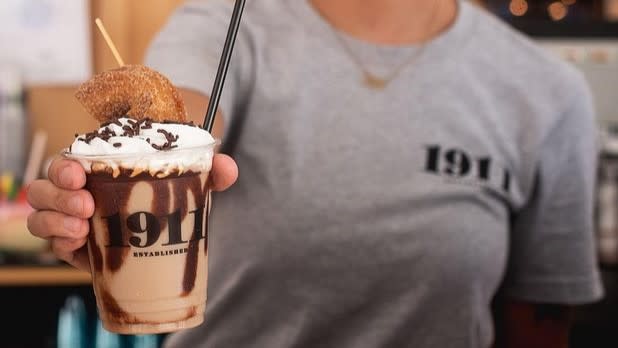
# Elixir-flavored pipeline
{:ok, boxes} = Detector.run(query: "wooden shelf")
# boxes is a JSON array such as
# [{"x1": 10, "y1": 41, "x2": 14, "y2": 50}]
[{"x1": 0, "y1": 266, "x2": 91, "y2": 287}]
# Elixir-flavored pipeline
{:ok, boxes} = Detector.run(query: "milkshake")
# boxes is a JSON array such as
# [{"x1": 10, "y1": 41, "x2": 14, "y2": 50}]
[
  {"x1": 66, "y1": 65, "x2": 217, "y2": 334},
  {"x1": 66, "y1": 117, "x2": 216, "y2": 334}
]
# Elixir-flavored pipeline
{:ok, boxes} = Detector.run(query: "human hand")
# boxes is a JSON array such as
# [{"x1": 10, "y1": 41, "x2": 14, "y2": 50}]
[{"x1": 27, "y1": 154, "x2": 239, "y2": 273}]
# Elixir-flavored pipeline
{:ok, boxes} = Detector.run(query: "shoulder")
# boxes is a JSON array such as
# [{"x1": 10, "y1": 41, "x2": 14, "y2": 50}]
[
  {"x1": 459, "y1": 2, "x2": 591, "y2": 135},
  {"x1": 461, "y1": 2, "x2": 587, "y2": 100}
]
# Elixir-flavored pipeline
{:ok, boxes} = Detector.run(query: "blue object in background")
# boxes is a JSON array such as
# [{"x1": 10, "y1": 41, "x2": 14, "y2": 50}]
[
  {"x1": 57, "y1": 294, "x2": 163, "y2": 348},
  {"x1": 94, "y1": 318, "x2": 162, "y2": 348},
  {"x1": 57, "y1": 295, "x2": 87, "y2": 348},
  {"x1": 132, "y1": 334, "x2": 160, "y2": 348},
  {"x1": 95, "y1": 319, "x2": 122, "y2": 348}
]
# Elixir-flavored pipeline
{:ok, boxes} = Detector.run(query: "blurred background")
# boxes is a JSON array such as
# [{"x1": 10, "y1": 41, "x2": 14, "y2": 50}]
[
  {"x1": 0, "y1": 1, "x2": 184, "y2": 347},
  {"x1": 1, "y1": 0, "x2": 618, "y2": 347}
]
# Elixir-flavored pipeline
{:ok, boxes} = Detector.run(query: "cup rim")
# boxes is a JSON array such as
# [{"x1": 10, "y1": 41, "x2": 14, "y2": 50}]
[{"x1": 61, "y1": 140, "x2": 219, "y2": 161}]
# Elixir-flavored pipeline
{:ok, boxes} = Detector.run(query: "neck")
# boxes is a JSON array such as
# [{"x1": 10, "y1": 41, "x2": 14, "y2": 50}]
[{"x1": 309, "y1": 0, "x2": 458, "y2": 45}]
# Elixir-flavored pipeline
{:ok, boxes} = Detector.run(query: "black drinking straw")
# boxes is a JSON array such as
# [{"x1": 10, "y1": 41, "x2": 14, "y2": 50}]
[{"x1": 202, "y1": 0, "x2": 247, "y2": 132}]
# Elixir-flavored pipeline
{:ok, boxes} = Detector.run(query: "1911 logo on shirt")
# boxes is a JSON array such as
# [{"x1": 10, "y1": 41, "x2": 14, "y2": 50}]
[{"x1": 424, "y1": 145, "x2": 511, "y2": 193}]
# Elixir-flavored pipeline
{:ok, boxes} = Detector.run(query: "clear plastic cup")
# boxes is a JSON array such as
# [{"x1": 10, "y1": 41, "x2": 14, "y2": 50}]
[{"x1": 64, "y1": 144, "x2": 216, "y2": 334}]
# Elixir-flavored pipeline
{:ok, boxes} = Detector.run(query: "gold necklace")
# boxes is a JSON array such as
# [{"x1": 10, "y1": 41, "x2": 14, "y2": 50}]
[{"x1": 329, "y1": 1, "x2": 443, "y2": 90}]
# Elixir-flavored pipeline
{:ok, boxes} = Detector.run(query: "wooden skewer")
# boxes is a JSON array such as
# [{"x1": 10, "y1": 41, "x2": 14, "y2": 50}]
[
  {"x1": 22, "y1": 131, "x2": 48, "y2": 186},
  {"x1": 95, "y1": 18, "x2": 125, "y2": 67}
]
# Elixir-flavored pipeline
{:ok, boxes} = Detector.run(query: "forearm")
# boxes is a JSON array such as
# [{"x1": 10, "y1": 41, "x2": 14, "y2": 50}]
[{"x1": 494, "y1": 300, "x2": 572, "y2": 348}]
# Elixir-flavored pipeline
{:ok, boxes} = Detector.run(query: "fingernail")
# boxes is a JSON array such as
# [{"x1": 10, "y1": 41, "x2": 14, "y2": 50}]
[
  {"x1": 63, "y1": 217, "x2": 82, "y2": 233},
  {"x1": 68, "y1": 196, "x2": 83, "y2": 215},
  {"x1": 59, "y1": 166, "x2": 73, "y2": 187}
]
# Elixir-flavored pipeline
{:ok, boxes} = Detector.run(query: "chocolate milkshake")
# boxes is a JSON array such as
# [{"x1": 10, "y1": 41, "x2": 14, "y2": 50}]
[{"x1": 66, "y1": 117, "x2": 216, "y2": 334}]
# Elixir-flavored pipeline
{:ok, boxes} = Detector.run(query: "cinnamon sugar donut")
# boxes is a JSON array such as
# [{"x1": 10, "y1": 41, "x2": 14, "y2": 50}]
[{"x1": 75, "y1": 65, "x2": 188, "y2": 123}]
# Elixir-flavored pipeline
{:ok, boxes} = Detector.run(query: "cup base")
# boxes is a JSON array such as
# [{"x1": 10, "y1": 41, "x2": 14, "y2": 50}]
[{"x1": 101, "y1": 312, "x2": 204, "y2": 334}]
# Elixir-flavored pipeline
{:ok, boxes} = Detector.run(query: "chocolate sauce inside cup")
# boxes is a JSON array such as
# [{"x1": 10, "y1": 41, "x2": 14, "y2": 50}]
[{"x1": 64, "y1": 143, "x2": 215, "y2": 334}]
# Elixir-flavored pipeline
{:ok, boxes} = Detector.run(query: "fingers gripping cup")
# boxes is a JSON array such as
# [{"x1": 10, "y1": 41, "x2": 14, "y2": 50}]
[{"x1": 65, "y1": 117, "x2": 216, "y2": 334}]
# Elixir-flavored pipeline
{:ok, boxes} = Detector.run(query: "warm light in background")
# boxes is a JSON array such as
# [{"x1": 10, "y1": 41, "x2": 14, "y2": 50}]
[
  {"x1": 548, "y1": 1, "x2": 568, "y2": 21},
  {"x1": 561, "y1": 0, "x2": 576, "y2": 6},
  {"x1": 509, "y1": 0, "x2": 528, "y2": 16},
  {"x1": 605, "y1": 0, "x2": 618, "y2": 21}
]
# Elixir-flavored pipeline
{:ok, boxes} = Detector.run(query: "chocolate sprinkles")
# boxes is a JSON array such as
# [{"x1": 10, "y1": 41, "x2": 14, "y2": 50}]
[
  {"x1": 163, "y1": 119, "x2": 198, "y2": 127},
  {"x1": 152, "y1": 128, "x2": 179, "y2": 151},
  {"x1": 101, "y1": 118, "x2": 123, "y2": 128},
  {"x1": 78, "y1": 130, "x2": 99, "y2": 144},
  {"x1": 140, "y1": 119, "x2": 153, "y2": 129},
  {"x1": 76, "y1": 117, "x2": 182, "y2": 151}
]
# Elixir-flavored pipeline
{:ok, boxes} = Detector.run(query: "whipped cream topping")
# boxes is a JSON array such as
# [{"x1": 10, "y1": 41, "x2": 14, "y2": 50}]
[{"x1": 68, "y1": 117, "x2": 216, "y2": 177}]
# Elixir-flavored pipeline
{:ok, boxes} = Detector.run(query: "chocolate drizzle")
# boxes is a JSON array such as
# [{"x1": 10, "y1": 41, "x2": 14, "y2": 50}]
[
  {"x1": 100, "y1": 287, "x2": 169, "y2": 325},
  {"x1": 86, "y1": 169, "x2": 209, "y2": 331},
  {"x1": 182, "y1": 240, "x2": 200, "y2": 295},
  {"x1": 180, "y1": 175, "x2": 208, "y2": 295},
  {"x1": 88, "y1": 219, "x2": 104, "y2": 273},
  {"x1": 185, "y1": 306, "x2": 197, "y2": 320},
  {"x1": 101, "y1": 287, "x2": 131, "y2": 321},
  {"x1": 100, "y1": 284, "x2": 199, "y2": 327},
  {"x1": 86, "y1": 176, "x2": 133, "y2": 273},
  {"x1": 107, "y1": 243, "x2": 130, "y2": 273},
  {"x1": 204, "y1": 176, "x2": 211, "y2": 256},
  {"x1": 151, "y1": 176, "x2": 170, "y2": 223},
  {"x1": 87, "y1": 170, "x2": 208, "y2": 281}
]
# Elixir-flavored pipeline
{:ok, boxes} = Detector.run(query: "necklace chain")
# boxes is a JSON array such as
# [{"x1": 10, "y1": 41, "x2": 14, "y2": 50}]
[
  {"x1": 332, "y1": 33, "x2": 425, "y2": 89},
  {"x1": 328, "y1": 1, "x2": 443, "y2": 90}
]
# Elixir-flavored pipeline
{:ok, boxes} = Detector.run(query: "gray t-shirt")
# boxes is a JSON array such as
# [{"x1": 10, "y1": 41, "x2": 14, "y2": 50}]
[{"x1": 146, "y1": 1, "x2": 603, "y2": 347}]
